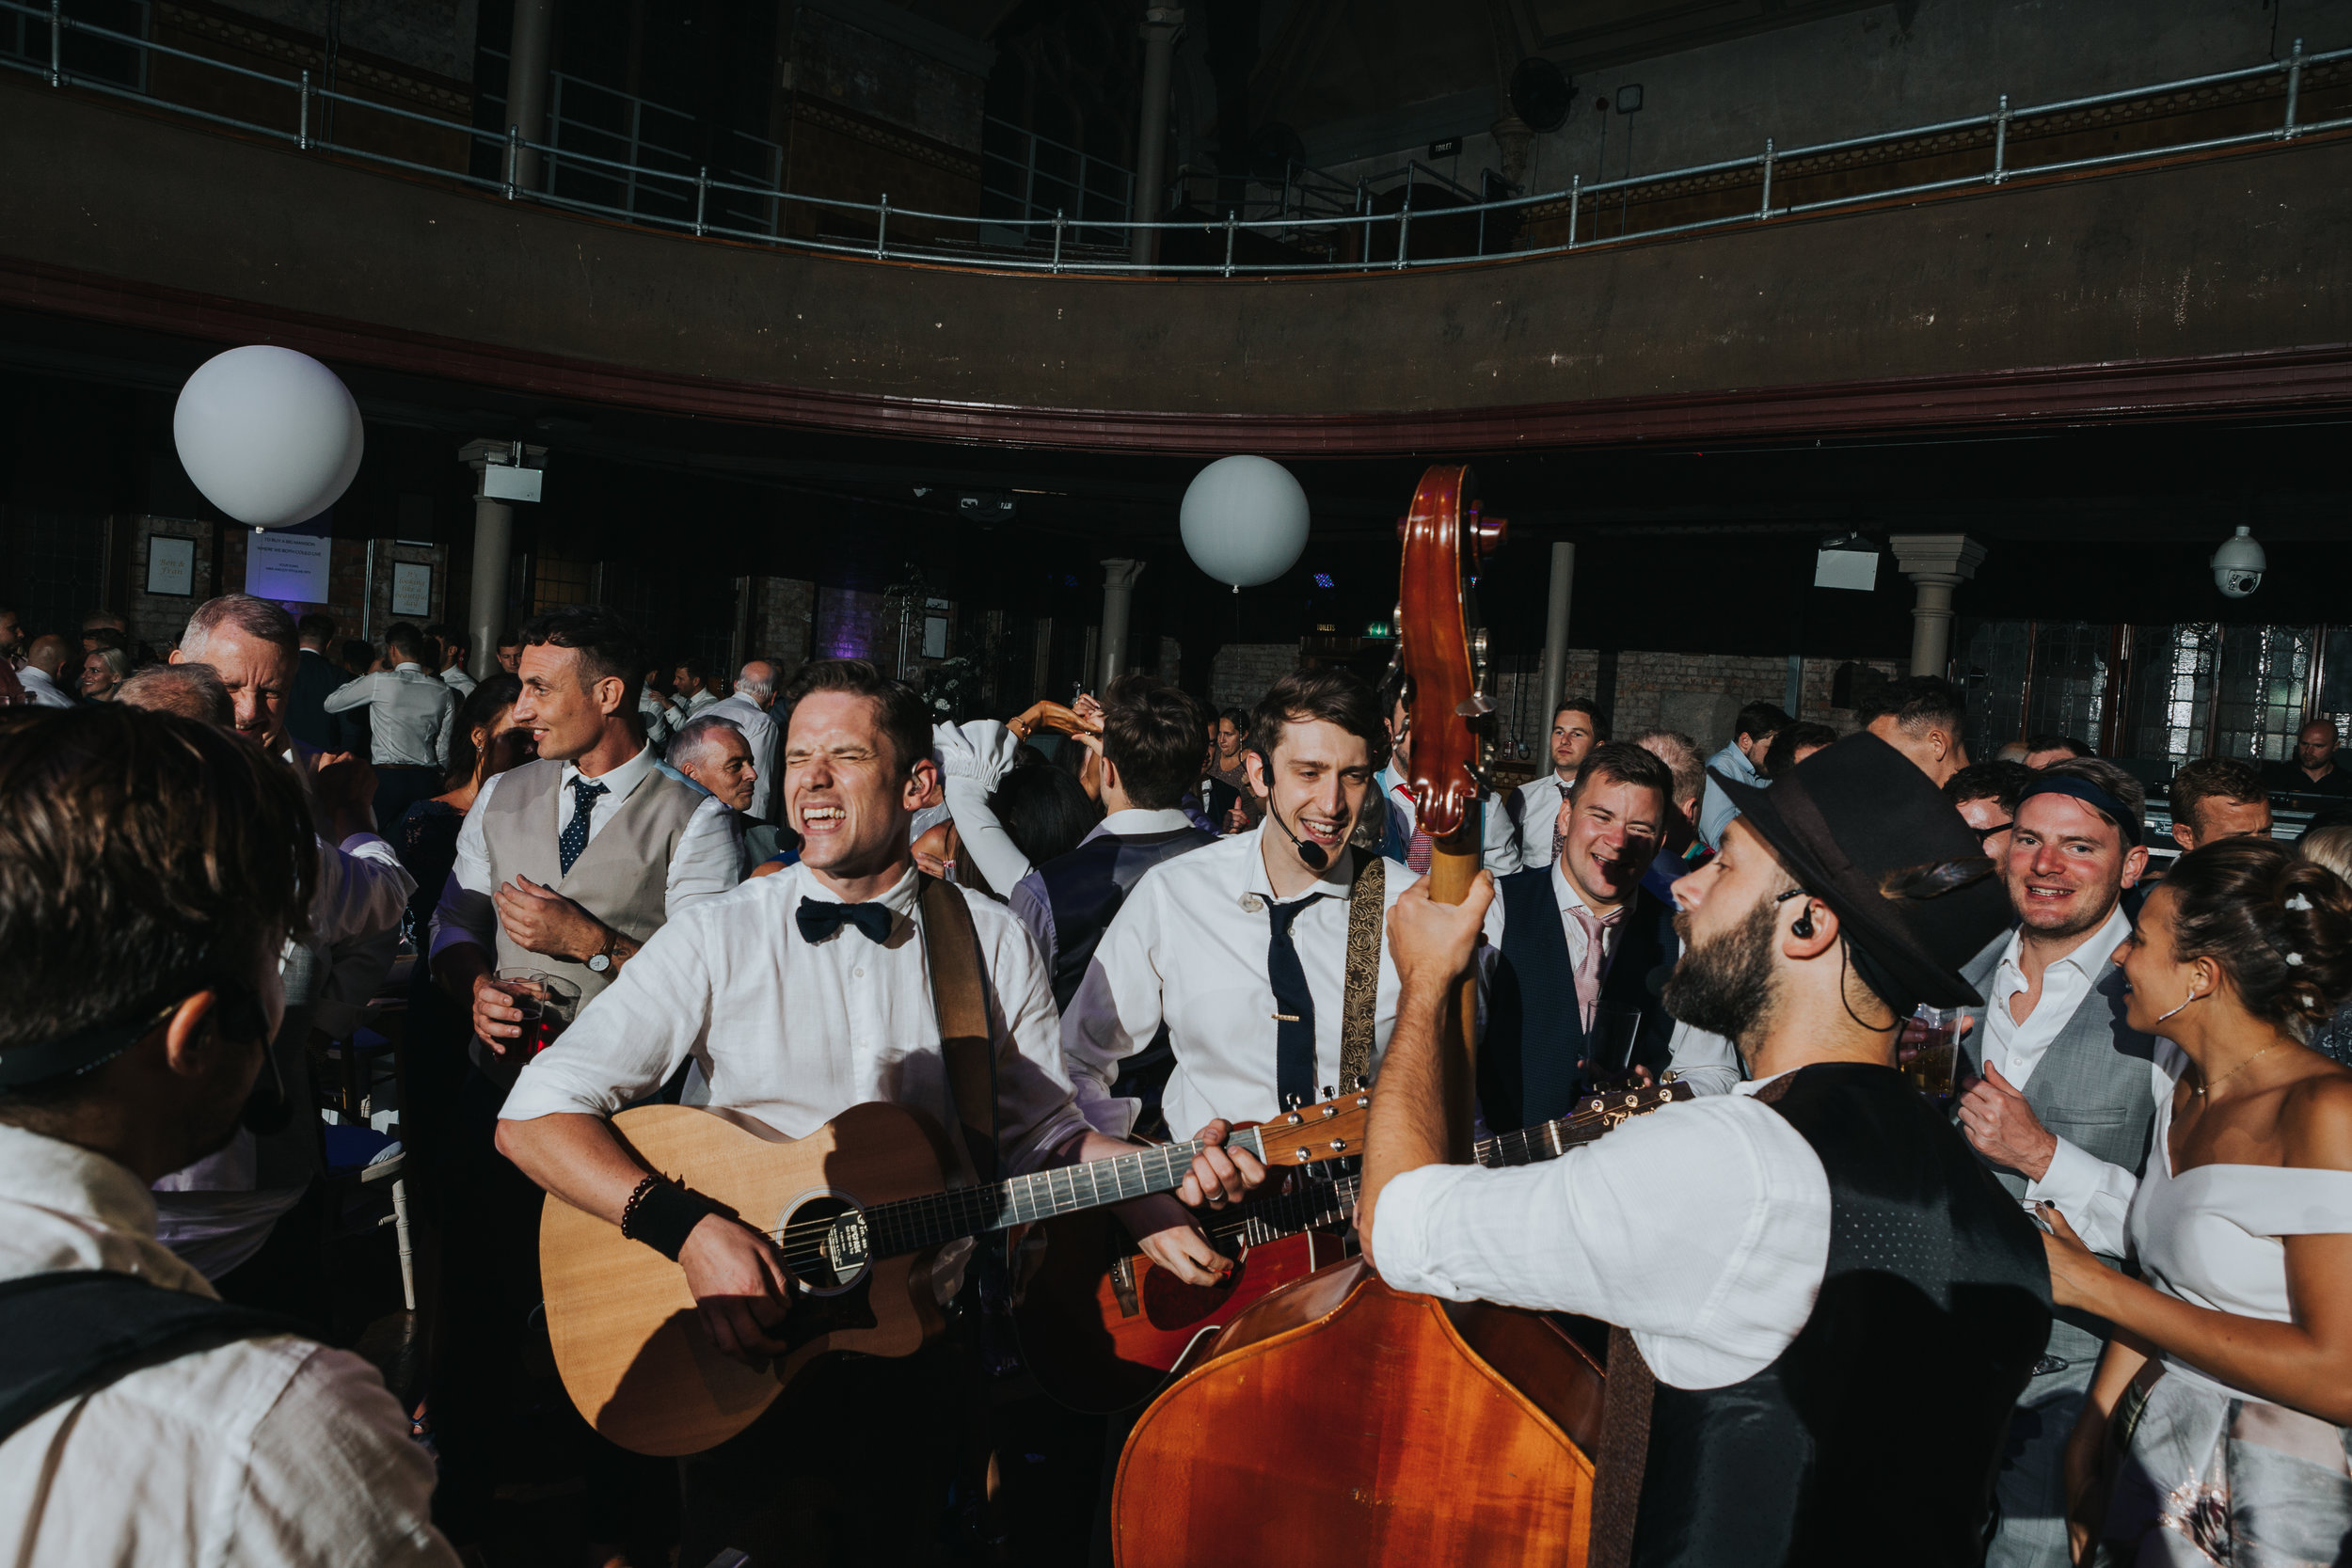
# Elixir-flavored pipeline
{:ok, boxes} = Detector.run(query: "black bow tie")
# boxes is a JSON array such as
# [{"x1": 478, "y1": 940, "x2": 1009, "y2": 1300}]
[{"x1": 797, "y1": 897, "x2": 895, "y2": 945}]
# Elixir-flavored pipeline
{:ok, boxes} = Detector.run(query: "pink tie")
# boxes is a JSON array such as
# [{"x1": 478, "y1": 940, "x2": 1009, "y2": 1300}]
[
  {"x1": 1566, "y1": 903, "x2": 1624, "y2": 1030},
  {"x1": 1394, "y1": 784, "x2": 1433, "y2": 875}
]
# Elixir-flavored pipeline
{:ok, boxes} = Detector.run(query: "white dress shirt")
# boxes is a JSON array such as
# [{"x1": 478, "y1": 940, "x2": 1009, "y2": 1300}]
[
  {"x1": 1502, "y1": 773, "x2": 1573, "y2": 873},
  {"x1": 153, "y1": 743, "x2": 415, "y2": 1275},
  {"x1": 1371, "y1": 1071, "x2": 1832, "y2": 1390},
  {"x1": 638, "y1": 688, "x2": 673, "y2": 748},
  {"x1": 426, "y1": 744, "x2": 743, "y2": 966},
  {"x1": 933, "y1": 720, "x2": 1032, "y2": 894},
  {"x1": 0, "y1": 1125, "x2": 454, "y2": 1568},
  {"x1": 17, "y1": 664, "x2": 73, "y2": 707},
  {"x1": 1698, "y1": 741, "x2": 1764, "y2": 852},
  {"x1": 440, "y1": 664, "x2": 476, "y2": 697},
  {"x1": 1008, "y1": 806, "x2": 1199, "y2": 974},
  {"x1": 668, "y1": 688, "x2": 720, "y2": 728},
  {"x1": 1376, "y1": 761, "x2": 1520, "y2": 874},
  {"x1": 322, "y1": 663, "x2": 460, "y2": 770},
  {"x1": 702, "y1": 692, "x2": 779, "y2": 821},
  {"x1": 1475, "y1": 860, "x2": 1623, "y2": 985},
  {"x1": 500, "y1": 863, "x2": 1093, "y2": 1181},
  {"x1": 1980, "y1": 902, "x2": 2181, "y2": 1255},
  {"x1": 1060, "y1": 824, "x2": 1422, "y2": 1141},
  {"x1": 1665, "y1": 1018, "x2": 1746, "y2": 1097}
]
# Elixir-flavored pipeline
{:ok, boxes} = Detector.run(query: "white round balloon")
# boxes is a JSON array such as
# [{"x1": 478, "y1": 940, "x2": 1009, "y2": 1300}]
[
  {"x1": 1179, "y1": 455, "x2": 1311, "y2": 588},
  {"x1": 173, "y1": 345, "x2": 364, "y2": 529}
]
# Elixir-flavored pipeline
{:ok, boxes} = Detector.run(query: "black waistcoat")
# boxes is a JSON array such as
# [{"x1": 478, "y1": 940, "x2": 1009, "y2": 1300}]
[
  {"x1": 1633, "y1": 1063, "x2": 2052, "y2": 1568},
  {"x1": 1480, "y1": 868, "x2": 1678, "y2": 1130},
  {"x1": 1036, "y1": 823, "x2": 1214, "y2": 1136},
  {"x1": 1034, "y1": 824, "x2": 1214, "y2": 1011}
]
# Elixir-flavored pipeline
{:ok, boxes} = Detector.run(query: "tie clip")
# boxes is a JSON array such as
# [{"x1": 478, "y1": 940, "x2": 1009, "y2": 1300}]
[{"x1": 1271, "y1": 1012, "x2": 1300, "y2": 1022}]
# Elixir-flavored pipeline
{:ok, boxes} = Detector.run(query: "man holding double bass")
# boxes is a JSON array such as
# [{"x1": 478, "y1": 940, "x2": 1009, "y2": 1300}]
[{"x1": 1358, "y1": 733, "x2": 2054, "y2": 1566}]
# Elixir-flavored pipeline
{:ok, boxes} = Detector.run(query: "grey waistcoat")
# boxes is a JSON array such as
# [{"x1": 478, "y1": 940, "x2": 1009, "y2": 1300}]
[
  {"x1": 1954, "y1": 923, "x2": 2162, "y2": 1363},
  {"x1": 480, "y1": 757, "x2": 704, "y2": 1008}
]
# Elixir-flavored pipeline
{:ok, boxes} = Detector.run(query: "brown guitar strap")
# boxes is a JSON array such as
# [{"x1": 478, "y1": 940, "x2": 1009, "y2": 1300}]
[
  {"x1": 1338, "y1": 854, "x2": 1385, "y2": 1091},
  {"x1": 919, "y1": 874, "x2": 998, "y2": 1184},
  {"x1": 1589, "y1": 1324, "x2": 1658, "y2": 1568}
]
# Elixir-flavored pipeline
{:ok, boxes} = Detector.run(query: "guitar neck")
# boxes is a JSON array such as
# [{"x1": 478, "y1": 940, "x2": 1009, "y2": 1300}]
[
  {"x1": 1202, "y1": 1100, "x2": 1636, "y2": 1250},
  {"x1": 863, "y1": 1125, "x2": 1278, "y2": 1259}
]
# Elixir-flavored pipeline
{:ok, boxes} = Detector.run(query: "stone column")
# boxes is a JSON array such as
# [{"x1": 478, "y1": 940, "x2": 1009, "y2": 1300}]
[
  {"x1": 507, "y1": 0, "x2": 557, "y2": 191},
  {"x1": 459, "y1": 440, "x2": 547, "y2": 678},
  {"x1": 1537, "y1": 541, "x2": 1576, "y2": 741},
  {"x1": 1128, "y1": 8, "x2": 1184, "y2": 268},
  {"x1": 1099, "y1": 559, "x2": 1146, "y2": 690},
  {"x1": 1888, "y1": 533, "x2": 1987, "y2": 680}
]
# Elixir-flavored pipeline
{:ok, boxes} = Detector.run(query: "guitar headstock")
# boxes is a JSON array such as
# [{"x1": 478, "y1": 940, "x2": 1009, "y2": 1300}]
[
  {"x1": 1396, "y1": 466, "x2": 1506, "y2": 847},
  {"x1": 1574, "y1": 1076, "x2": 1696, "y2": 1132},
  {"x1": 1249, "y1": 1084, "x2": 1374, "y2": 1165}
]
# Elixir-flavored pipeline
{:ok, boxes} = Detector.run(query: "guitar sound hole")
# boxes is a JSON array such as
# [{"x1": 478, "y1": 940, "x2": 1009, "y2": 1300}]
[{"x1": 778, "y1": 1194, "x2": 870, "y2": 1293}]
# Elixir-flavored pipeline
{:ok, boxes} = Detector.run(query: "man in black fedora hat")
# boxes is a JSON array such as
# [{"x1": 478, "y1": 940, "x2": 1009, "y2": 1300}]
[{"x1": 1356, "y1": 732, "x2": 2053, "y2": 1567}]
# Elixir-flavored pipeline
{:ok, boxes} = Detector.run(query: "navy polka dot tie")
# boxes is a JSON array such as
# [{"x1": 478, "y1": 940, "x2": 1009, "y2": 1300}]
[{"x1": 559, "y1": 778, "x2": 608, "y2": 876}]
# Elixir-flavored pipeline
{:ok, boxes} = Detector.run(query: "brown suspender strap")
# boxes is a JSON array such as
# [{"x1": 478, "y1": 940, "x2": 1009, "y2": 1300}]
[
  {"x1": 1338, "y1": 855, "x2": 1385, "y2": 1091},
  {"x1": 918, "y1": 874, "x2": 999, "y2": 1184},
  {"x1": 1588, "y1": 1323, "x2": 1657, "y2": 1568}
]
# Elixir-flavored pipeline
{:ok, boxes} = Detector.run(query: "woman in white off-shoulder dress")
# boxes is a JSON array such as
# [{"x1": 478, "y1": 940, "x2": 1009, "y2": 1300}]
[{"x1": 2038, "y1": 838, "x2": 2352, "y2": 1568}]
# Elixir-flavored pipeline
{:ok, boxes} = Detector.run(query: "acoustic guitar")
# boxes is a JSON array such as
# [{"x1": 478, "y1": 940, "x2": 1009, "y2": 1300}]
[
  {"x1": 540, "y1": 1087, "x2": 1369, "y2": 1456},
  {"x1": 1012, "y1": 1080, "x2": 1694, "y2": 1412}
]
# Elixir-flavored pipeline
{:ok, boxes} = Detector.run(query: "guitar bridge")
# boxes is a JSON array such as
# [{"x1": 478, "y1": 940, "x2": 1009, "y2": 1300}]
[{"x1": 1110, "y1": 1253, "x2": 1141, "y2": 1319}]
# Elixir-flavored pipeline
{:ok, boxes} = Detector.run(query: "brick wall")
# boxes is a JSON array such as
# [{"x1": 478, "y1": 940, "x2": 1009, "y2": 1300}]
[
  {"x1": 187, "y1": 523, "x2": 447, "y2": 654},
  {"x1": 1211, "y1": 643, "x2": 1304, "y2": 710},
  {"x1": 127, "y1": 515, "x2": 215, "y2": 650},
  {"x1": 746, "y1": 577, "x2": 818, "y2": 675}
]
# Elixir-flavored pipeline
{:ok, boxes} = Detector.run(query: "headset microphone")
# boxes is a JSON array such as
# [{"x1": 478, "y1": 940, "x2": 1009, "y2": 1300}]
[
  {"x1": 1270, "y1": 802, "x2": 1329, "y2": 872},
  {"x1": 1251, "y1": 745, "x2": 1330, "y2": 872}
]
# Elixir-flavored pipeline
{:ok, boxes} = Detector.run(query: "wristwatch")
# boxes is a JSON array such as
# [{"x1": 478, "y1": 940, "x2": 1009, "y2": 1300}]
[{"x1": 585, "y1": 932, "x2": 615, "y2": 974}]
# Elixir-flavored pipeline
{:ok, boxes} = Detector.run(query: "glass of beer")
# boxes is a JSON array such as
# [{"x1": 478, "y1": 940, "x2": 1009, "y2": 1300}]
[
  {"x1": 1899, "y1": 1005, "x2": 1962, "y2": 1105},
  {"x1": 495, "y1": 969, "x2": 580, "y2": 1056}
]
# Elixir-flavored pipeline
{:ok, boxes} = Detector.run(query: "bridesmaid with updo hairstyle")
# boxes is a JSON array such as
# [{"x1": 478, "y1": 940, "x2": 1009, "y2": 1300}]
[{"x1": 2042, "y1": 837, "x2": 2352, "y2": 1566}]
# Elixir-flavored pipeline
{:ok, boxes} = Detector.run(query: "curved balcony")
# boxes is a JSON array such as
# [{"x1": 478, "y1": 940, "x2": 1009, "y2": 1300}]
[{"x1": 4, "y1": 52, "x2": 2351, "y2": 453}]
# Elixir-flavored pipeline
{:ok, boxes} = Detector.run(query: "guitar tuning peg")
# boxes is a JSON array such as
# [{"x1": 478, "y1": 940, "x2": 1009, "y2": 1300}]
[
  {"x1": 1282, "y1": 1091, "x2": 1305, "y2": 1111},
  {"x1": 1320, "y1": 1085, "x2": 1335, "y2": 1101}
]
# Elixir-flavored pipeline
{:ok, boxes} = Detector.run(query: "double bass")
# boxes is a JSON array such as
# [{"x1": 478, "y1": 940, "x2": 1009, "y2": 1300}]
[{"x1": 1108, "y1": 466, "x2": 1653, "y2": 1567}]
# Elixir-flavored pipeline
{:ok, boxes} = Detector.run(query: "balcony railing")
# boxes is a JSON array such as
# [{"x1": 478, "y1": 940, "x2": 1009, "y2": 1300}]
[{"x1": 5, "y1": 0, "x2": 2348, "y2": 277}]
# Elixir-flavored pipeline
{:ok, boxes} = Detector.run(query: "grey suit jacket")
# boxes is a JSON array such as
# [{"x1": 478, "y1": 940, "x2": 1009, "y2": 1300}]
[{"x1": 1953, "y1": 922, "x2": 2163, "y2": 1366}]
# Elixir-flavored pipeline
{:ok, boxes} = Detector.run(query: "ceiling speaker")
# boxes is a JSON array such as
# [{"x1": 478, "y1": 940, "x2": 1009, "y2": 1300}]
[{"x1": 1510, "y1": 57, "x2": 1573, "y2": 133}]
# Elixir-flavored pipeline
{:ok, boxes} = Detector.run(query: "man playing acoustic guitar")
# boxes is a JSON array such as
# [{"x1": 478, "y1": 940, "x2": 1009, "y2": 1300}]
[
  {"x1": 1358, "y1": 735, "x2": 2056, "y2": 1567},
  {"x1": 497, "y1": 657, "x2": 1247, "y2": 1564}
]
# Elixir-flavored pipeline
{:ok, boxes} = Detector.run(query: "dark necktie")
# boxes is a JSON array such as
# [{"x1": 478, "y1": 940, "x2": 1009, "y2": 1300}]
[
  {"x1": 558, "y1": 778, "x2": 609, "y2": 876},
  {"x1": 797, "y1": 898, "x2": 895, "y2": 944},
  {"x1": 1266, "y1": 896, "x2": 1320, "y2": 1111}
]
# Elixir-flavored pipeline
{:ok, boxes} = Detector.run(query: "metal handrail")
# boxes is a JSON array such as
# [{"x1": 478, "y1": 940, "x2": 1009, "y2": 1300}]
[{"x1": 5, "y1": 1, "x2": 2346, "y2": 277}]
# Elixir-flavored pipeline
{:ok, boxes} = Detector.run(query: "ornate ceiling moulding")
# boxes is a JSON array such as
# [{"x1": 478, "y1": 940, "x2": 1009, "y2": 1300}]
[{"x1": 4, "y1": 258, "x2": 2348, "y2": 455}]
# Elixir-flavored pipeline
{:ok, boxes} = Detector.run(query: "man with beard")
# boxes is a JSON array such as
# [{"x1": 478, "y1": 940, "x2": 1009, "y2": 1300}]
[
  {"x1": 1356, "y1": 734, "x2": 2050, "y2": 1567},
  {"x1": 1475, "y1": 741, "x2": 1680, "y2": 1127},
  {"x1": 1948, "y1": 756, "x2": 2171, "y2": 1568},
  {"x1": 0, "y1": 705, "x2": 453, "y2": 1565}
]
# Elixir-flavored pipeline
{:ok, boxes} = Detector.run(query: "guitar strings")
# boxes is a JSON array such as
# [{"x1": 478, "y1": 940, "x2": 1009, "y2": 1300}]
[{"x1": 755, "y1": 1091, "x2": 1666, "y2": 1251}]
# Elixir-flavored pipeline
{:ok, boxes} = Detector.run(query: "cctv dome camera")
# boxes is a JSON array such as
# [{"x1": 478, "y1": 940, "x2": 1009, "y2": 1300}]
[{"x1": 2211, "y1": 525, "x2": 2265, "y2": 599}]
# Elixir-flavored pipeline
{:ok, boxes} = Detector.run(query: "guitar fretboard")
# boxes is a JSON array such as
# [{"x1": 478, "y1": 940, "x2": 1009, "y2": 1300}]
[
  {"x1": 1201, "y1": 1091, "x2": 1671, "y2": 1251},
  {"x1": 859, "y1": 1125, "x2": 1275, "y2": 1260}
]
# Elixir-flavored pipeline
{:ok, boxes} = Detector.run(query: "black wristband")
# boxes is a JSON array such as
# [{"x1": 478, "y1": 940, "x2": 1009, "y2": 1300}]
[{"x1": 620, "y1": 1177, "x2": 722, "y2": 1261}]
